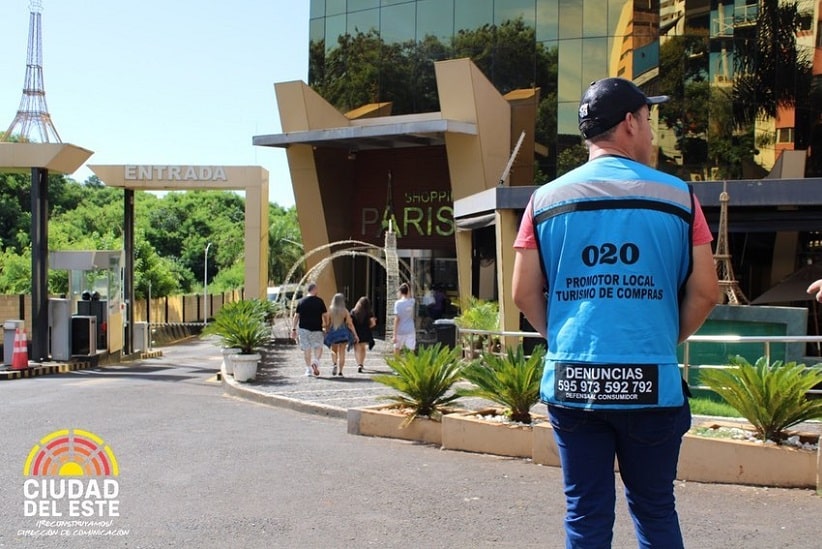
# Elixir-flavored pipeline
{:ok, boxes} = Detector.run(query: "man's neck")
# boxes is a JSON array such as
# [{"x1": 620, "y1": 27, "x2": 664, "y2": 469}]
[{"x1": 588, "y1": 144, "x2": 635, "y2": 161}]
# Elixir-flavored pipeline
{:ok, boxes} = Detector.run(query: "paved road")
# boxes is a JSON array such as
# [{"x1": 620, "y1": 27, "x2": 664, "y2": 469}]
[{"x1": 1, "y1": 338, "x2": 821, "y2": 548}]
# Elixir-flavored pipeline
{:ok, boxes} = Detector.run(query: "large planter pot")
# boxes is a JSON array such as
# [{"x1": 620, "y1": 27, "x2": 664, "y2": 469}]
[
  {"x1": 229, "y1": 353, "x2": 261, "y2": 382},
  {"x1": 221, "y1": 347, "x2": 241, "y2": 375},
  {"x1": 441, "y1": 408, "x2": 546, "y2": 459},
  {"x1": 347, "y1": 404, "x2": 446, "y2": 446},
  {"x1": 678, "y1": 423, "x2": 821, "y2": 489}
]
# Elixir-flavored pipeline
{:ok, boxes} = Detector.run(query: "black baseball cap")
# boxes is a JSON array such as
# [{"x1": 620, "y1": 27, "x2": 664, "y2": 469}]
[{"x1": 578, "y1": 78, "x2": 669, "y2": 139}]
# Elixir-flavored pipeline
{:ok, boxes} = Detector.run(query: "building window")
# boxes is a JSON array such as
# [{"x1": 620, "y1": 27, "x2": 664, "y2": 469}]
[{"x1": 777, "y1": 128, "x2": 795, "y2": 144}]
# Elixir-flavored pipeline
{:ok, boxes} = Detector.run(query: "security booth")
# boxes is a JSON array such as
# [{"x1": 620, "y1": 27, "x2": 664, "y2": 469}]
[{"x1": 48, "y1": 250, "x2": 124, "y2": 358}]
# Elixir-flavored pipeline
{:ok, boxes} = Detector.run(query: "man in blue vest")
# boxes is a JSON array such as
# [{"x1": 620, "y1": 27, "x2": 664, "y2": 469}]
[{"x1": 513, "y1": 78, "x2": 718, "y2": 548}]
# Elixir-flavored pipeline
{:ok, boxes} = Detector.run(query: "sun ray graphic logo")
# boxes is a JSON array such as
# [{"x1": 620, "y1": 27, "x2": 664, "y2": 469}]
[{"x1": 23, "y1": 429, "x2": 119, "y2": 477}]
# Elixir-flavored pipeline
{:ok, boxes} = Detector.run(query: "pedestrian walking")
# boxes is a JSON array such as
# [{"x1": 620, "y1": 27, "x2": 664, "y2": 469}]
[
  {"x1": 392, "y1": 282, "x2": 416, "y2": 356},
  {"x1": 512, "y1": 77, "x2": 719, "y2": 548},
  {"x1": 324, "y1": 293, "x2": 358, "y2": 376},
  {"x1": 350, "y1": 296, "x2": 377, "y2": 373},
  {"x1": 291, "y1": 282, "x2": 327, "y2": 377}
]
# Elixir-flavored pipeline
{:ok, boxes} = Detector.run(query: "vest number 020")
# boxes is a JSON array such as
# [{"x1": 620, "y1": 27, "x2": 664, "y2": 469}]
[{"x1": 581, "y1": 243, "x2": 639, "y2": 266}]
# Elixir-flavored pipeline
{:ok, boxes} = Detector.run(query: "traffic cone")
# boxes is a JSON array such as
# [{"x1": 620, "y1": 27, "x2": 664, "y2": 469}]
[{"x1": 11, "y1": 328, "x2": 28, "y2": 370}]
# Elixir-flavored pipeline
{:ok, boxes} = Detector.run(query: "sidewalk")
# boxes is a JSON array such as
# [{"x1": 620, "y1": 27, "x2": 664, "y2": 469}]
[
  {"x1": 227, "y1": 337, "x2": 403, "y2": 416},
  {"x1": 220, "y1": 335, "x2": 503, "y2": 418}
]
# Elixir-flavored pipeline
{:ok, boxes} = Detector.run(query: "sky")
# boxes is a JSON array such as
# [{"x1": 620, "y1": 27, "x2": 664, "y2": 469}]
[{"x1": 0, "y1": 0, "x2": 310, "y2": 208}]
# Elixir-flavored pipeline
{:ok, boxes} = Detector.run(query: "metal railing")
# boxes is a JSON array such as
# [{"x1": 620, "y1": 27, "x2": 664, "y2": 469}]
[
  {"x1": 456, "y1": 328, "x2": 822, "y2": 396},
  {"x1": 682, "y1": 335, "x2": 822, "y2": 394}
]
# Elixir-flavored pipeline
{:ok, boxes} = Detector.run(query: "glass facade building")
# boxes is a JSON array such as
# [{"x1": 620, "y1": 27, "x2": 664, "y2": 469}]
[
  {"x1": 309, "y1": 0, "x2": 822, "y2": 184},
  {"x1": 300, "y1": 0, "x2": 822, "y2": 308}
]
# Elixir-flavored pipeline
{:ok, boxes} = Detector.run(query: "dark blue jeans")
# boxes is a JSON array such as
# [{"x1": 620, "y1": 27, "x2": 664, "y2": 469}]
[{"x1": 548, "y1": 401, "x2": 691, "y2": 549}]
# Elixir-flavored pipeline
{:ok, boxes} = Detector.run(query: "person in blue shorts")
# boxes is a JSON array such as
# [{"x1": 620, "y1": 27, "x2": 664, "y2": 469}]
[
  {"x1": 323, "y1": 293, "x2": 358, "y2": 376},
  {"x1": 512, "y1": 78, "x2": 719, "y2": 548}
]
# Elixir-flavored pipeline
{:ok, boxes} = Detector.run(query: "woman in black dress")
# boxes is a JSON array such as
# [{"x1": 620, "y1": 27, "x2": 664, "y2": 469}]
[{"x1": 350, "y1": 296, "x2": 376, "y2": 373}]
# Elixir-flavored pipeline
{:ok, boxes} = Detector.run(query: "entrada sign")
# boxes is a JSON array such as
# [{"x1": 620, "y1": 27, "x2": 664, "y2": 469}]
[{"x1": 123, "y1": 165, "x2": 228, "y2": 182}]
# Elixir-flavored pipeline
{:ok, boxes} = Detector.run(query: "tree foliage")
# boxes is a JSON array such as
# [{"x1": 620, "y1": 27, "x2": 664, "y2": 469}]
[
  {"x1": 657, "y1": 1, "x2": 814, "y2": 179},
  {"x1": 0, "y1": 172, "x2": 300, "y2": 297},
  {"x1": 454, "y1": 297, "x2": 499, "y2": 331},
  {"x1": 309, "y1": 17, "x2": 559, "y2": 180},
  {"x1": 267, "y1": 206, "x2": 303, "y2": 286},
  {"x1": 556, "y1": 144, "x2": 588, "y2": 177},
  {"x1": 0, "y1": 173, "x2": 33, "y2": 251},
  {"x1": 732, "y1": 0, "x2": 813, "y2": 125},
  {"x1": 0, "y1": 248, "x2": 33, "y2": 294}
]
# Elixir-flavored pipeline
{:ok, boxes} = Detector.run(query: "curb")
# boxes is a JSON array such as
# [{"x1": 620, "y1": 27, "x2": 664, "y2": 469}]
[
  {"x1": 220, "y1": 366, "x2": 347, "y2": 419},
  {"x1": 0, "y1": 360, "x2": 94, "y2": 380},
  {"x1": 0, "y1": 350, "x2": 165, "y2": 381}
]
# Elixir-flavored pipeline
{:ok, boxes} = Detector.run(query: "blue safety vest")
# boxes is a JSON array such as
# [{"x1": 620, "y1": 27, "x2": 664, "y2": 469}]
[{"x1": 532, "y1": 155, "x2": 694, "y2": 410}]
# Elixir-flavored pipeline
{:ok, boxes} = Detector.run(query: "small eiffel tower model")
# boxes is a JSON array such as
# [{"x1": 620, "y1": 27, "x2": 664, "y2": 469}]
[
  {"x1": 714, "y1": 181, "x2": 748, "y2": 304},
  {"x1": 2, "y1": 0, "x2": 62, "y2": 143}
]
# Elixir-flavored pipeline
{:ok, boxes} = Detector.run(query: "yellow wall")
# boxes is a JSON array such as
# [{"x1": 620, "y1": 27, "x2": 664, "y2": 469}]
[{"x1": 436, "y1": 59, "x2": 511, "y2": 200}]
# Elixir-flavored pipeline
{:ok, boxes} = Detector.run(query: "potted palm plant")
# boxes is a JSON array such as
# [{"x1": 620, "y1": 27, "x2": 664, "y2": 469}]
[
  {"x1": 203, "y1": 299, "x2": 271, "y2": 382},
  {"x1": 348, "y1": 343, "x2": 464, "y2": 445},
  {"x1": 442, "y1": 345, "x2": 547, "y2": 458}
]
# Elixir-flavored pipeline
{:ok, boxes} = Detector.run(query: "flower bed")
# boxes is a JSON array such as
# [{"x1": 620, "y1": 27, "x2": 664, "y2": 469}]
[
  {"x1": 347, "y1": 404, "x2": 446, "y2": 446},
  {"x1": 349, "y1": 407, "x2": 822, "y2": 489},
  {"x1": 677, "y1": 422, "x2": 821, "y2": 489},
  {"x1": 441, "y1": 409, "x2": 545, "y2": 458}
]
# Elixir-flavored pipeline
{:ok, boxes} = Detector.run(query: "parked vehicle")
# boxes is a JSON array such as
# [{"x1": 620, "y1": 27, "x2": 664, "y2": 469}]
[{"x1": 266, "y1": 284, "x2": 303, "y2": 307}]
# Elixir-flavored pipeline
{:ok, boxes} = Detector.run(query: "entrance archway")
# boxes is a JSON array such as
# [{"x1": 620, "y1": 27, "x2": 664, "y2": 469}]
[{"x1": 89, "y1": 164, "x2": 269, "y2": 353}]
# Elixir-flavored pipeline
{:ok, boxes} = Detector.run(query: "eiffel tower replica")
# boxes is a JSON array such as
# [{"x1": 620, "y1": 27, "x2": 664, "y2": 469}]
[
  {"x1": 714, "y1": 181, "x2": 748, "y2": 304},
  {"x1": 2, "y1": 0, "x2": 62, "y2": 143},
  {"x1": 0, "y1": 0, "x2": 92, "y2": 364}
]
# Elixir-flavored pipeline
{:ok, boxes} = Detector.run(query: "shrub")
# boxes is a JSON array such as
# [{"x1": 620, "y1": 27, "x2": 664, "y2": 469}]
[
  {"x1": 454, "y1": 297, "x2": 500, "y2": 354},
  {"x1": 203, "y1": 299, "x2": 270, "y2": 354},
  {"x1": 699, "y1": 355, "x2": 822, "y2": 443},
  {"x1": 454, "y1": 297, "x2": 499, "y2": 331},
  {"x1": 457, "y1": 345, "x2": 546, "y2": 424},
  {"x1": 373, "y1": 343, "x2": 464, "y2": 426}
]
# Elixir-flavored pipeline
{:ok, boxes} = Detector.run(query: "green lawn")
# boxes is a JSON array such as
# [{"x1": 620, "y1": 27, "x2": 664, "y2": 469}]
[{"x1": 689, "y1": 397, "x2": 739, "y2": 418}]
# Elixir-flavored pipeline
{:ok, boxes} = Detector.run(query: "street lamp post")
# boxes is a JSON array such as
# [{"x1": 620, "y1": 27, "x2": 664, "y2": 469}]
[{"x1": 204, "y1": 242, "x2": 213, "y2": 325}]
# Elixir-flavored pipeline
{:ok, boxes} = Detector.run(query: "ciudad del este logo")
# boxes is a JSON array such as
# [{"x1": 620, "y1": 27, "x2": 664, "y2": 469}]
[{"x1": 22, "y1": 429, "x2": 120, "y2": 518}]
